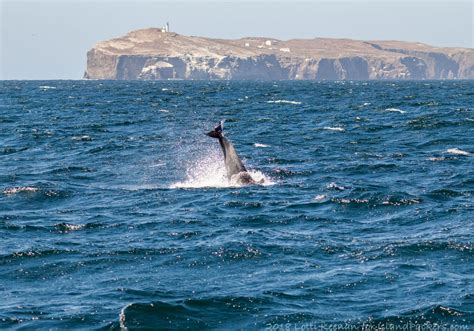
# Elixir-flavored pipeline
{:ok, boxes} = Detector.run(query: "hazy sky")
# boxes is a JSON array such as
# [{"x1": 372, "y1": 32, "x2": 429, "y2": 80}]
[{"x1": 1, "y1": 0, "x2": 472, "y2": 79}]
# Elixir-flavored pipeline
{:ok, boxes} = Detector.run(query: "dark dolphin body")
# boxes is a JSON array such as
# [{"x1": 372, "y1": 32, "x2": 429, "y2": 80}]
[{"x1": 206, "y1": 121, "x2": 259, "y2": 185}]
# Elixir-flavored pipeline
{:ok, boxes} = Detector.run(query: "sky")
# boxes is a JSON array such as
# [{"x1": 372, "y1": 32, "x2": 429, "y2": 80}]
[{"x1": 0, "y1": 0, "x2": 472, "y2": 80}]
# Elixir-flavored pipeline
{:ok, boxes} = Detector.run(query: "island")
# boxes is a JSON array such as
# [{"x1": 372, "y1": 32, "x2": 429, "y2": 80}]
[{"x1": 84, "y1": 28, "x2": 474, "y2": 80}]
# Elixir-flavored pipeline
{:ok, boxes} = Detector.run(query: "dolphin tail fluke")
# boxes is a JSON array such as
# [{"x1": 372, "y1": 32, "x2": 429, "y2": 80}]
[{"x1": 206, "y1": 120, "x2": 224, "y2": 139}]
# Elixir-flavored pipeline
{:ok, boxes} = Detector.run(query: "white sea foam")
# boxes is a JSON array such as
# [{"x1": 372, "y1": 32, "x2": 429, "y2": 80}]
[
  {"x1": 314, "y1": 194, "x2": 326, "y2": 201},
  {"x1": 119, "y1": 303, "x2": 132, "y2": 330},
  {"x1": 429, "y1": 156, "x2": 446, "y2": 161},
  {"x1": 267, "y1": 100, "x2": 302, "y2": 105},
  {"x1": 169, "y1": 149, "x2": 274, "y2": 189},
  {"x1": 158, "y1": 109, "x2": 169, "y2": 113},
  {"x1": 57, "y1": 223, "x2": 85, "y2": 232},
  {"x1": 161, "y1": 88, "x2": 169, "y2": 91},
  {"x1": 326, "y1": 182, "x2": 346, "y2": 190},
  {"x1": 385, "y1": 108, "x2": 406, "y2": 114},
  {"x1": 363, "y1": 102, "x2": 371, "y2": 106},
  {"x1": 323, "y1": 127, "x2": 345, "y2": 132},
  {"x1": 39, "y1": 86, "x2": 56, "y2": 90},
  {"x1": 254, "y1": 143, "x2": 270, "y2": 148},
  {"x1": 149, "y1": 163, "x2": 166, "y2": 168},
  {"x1": 72, "y1": 135, "x2": 92, "y2": 141},
  {"x1": 3, "y1": 186, "x2": 38, "y2": 195},
  {"x1": 447, "y1": 148, "x2": 470, "y2": 156}
]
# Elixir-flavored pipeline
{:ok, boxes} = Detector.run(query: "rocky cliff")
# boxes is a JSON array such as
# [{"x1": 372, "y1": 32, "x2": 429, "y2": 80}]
[{"x1": 84, "y1": 28, "x2": 474, "y2": 80}]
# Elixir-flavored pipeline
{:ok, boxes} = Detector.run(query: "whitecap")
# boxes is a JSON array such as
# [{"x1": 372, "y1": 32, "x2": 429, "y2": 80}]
[
  {"x1": 326, "y1": 182, "x2": 346, "y2": 190},
  {"x1": 447, "y1": 148, "x2": 470, "y2": 156},
  {"x1": 314, "y1": 194, "x2": 326, "y2": 201},
  {"x1": 72, "y1": 135, "x2": 92, "y2": 141},
  {"x1": 267, "y1": 100, "x2": 302, "y2": 105},
  {"x1": 158, "y1": 109, "x2": 169, "y2": 113},
  {"x1": 363, "y1": 102, "x2": 371, "y2": 106},
  {"x1": 323, "y1": 127, "x2": 345, "y2": 132},
  {"x1": 3, "y1": 186, "x2": 38, "y2": 195},
  {"x1": 254, "y1": 143, "x2": 270, "y2": 148},
  {"x1": 385, "y1": 108, "x2": 406, "y2": 114},
  {"x1": 161, "y1": 88, "x2": 169, "y2": 91},
  {"x1": 56, "y1": 223, "x2": 85, "y2": 232},
  {"x1": 119, "y1": 303, "x2": 132, "y2": 330},
  {"x1": 149, "y1": 163, "x2": 166, "y2": 168},
  {"x1": 429, "y1": 156, "x2": 446, "y2": 161},
  {"x1": 39, "y1": 86, "x2": 56, "y2": 90}
]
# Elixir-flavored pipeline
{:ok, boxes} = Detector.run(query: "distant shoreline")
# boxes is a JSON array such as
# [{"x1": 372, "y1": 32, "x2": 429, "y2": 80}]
[{"x1": 84, "y1": 28, "x2": 474, "y2": 81}]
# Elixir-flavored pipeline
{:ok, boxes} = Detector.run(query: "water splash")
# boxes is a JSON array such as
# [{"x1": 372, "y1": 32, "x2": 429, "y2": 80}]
[{"x1": 169, "y1": 149, "x2": 273, "y2": 189}]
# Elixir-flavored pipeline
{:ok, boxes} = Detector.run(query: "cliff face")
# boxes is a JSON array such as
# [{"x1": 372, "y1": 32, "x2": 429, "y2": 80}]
[{"x1": 84, "y1": 28, "x2": 474, "y2": 80}]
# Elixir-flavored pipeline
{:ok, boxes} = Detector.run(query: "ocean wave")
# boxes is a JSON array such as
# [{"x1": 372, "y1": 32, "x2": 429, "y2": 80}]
[
  {"x1": 385, "y1": 108, "x2": 406, "y2": 114},
  {"x1": 209, "y1": 241, "x2": 262, "y2": 260},
  {"x1": 267, "y1": 100, "x2": 302, "y2": 105},
  {"x1": 425, "y1": 188, "x2": 469, "y2": 199},
  {"x1": 270, "y1": 167, "x2": 314, "y2": 179},
  {"x1": 428, "y1": 156, "x2": 446, "y2": 161},
  {"x1": 326, "y1": 182, "x2": 346, "y2": 191},
  {"x1": 381, "y1": 240, "x2": 472, "y2": 258},
  {"x1": 407, "y1": 116, "x2": 457, "y2": 130},
  {"x1": 3, "y1": 186, "x2": 38, "y2": 195},
  {"x1": 224, "y1": 201, "x2": 264, "y2": 208},
  {"x1": 359, "y1": 304, "x2": 471, "y2": 328},
  {"x1": 446, "y1": 148, "x2": 470, "y2": 156},
  {"x1": 2, "y1": 185, "x2": 70, "y2": 201},
  {"x1": 54, "y1": 223, "x2": 85, "y2": 233},
  {"x1": 313, "y1": 194, "x2": 327, "y2": 201},
  {"x1": 0, "y1": 249, "x2": 78, "y2": 265},
  {"x1": 323, "y1": 126, "x2": 345, "y2": 132},
  {"x1": 71, "y1": 135, "x2": 92, "y2": 141},
  {"x1": 102, "y1": 247, "x2": 180, "y2": 257},
  {"x1": 254, "y1": 143, "x2": 270, "y2": 148},
  {"x1": 117, "y1": 296, "x2": 273, "y2": 330},
  {"x1": 1, "y1": 146, "x2": 29, "y2": 155},
  {"x1": 2, "y1": 222, "x2": 103, "y2": 234},
  {"x1": 332, "y1": 194, "x2": 421, "y2": 208}
]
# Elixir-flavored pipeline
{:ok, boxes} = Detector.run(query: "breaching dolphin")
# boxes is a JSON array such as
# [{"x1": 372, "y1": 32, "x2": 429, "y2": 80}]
[{"x1": 206, "y1": 121, "x2": 260, "y2": 185}]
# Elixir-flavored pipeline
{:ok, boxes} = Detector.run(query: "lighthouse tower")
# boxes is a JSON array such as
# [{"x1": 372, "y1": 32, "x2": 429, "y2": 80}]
[{"x1": 160, "y1": 22, "x2": 170, "y2": 33}]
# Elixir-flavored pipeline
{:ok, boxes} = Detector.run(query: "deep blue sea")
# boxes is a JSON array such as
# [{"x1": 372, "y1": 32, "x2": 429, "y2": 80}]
[{"x1": 0, "y1": 80, "x2": 473, "y2": 330}]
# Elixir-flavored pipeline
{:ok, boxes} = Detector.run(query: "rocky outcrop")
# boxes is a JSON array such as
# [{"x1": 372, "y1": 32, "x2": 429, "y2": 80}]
[{"x1": 84, "y1": 28, "x2": 474, "y2": 80}]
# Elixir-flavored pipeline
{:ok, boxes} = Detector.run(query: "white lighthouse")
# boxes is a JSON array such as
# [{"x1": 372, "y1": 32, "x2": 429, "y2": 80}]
[{"x1": 161, "y1": 22, "x2": 170, "y2": 33}]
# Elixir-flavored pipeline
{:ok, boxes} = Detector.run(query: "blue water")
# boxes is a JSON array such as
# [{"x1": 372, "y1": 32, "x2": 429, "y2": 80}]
[{"x1": 1, "y1": 80, "x2": 473, "y2": 330}]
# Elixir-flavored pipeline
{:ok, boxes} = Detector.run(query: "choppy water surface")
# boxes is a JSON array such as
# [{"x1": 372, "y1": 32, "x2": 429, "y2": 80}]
[{"x1": 0, "y1": 80, "x2": 473, "y2": 330}]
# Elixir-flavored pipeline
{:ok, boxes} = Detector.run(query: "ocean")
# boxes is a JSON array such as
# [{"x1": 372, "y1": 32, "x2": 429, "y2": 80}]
[{"x1": 0, "y1": 80, "x2": 472, "y2": 330}]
